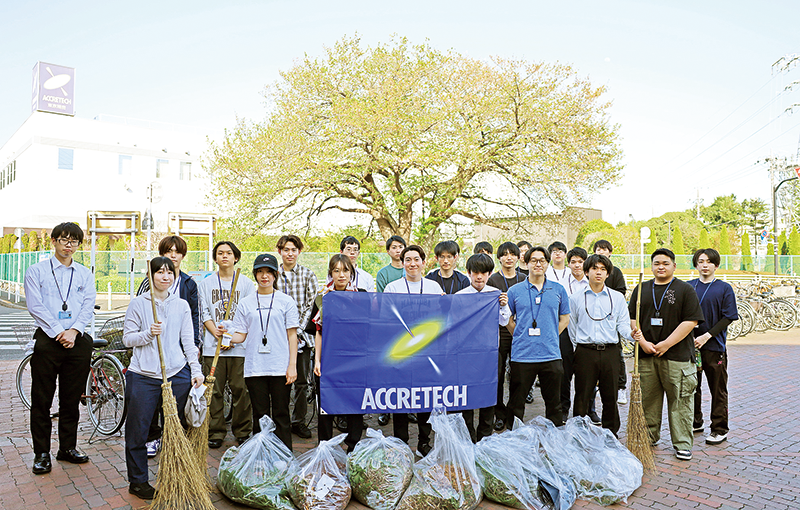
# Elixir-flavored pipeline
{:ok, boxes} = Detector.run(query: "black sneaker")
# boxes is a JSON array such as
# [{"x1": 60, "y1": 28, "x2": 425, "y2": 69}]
[
  {"x1": 129, "y1": 482, "x2": 157, "y2": 500},
  {"x1": 377, "y1": 413, "x2": 390, "y2": 426},
  {"x1": 335, "y1": 416, "x2": 348, "y2": 432},
  {"x1": 526, "y1": 388, "x2": 535, "y2": 404},
  {"x1": 494, "y1": 418, "x2": 505, "y2": 431},
  {"x1": 693, "y1": 423, "x2": 704, "y2": 433},
  {"x1": 408, "y1": 413, "x2": 418, "y2": 423},
  {"x1": 588, "y1": 411, "x2": 601, "y2": 426},
  {"x1": 417, "y1": 442, "x2": 432, "y2": 457},
  {"x1": 208, "y1": 439, "x2": 223, "y2": 449},
  {"x1": 292, "y1": 424, "x2": 312, "y2": 439}
]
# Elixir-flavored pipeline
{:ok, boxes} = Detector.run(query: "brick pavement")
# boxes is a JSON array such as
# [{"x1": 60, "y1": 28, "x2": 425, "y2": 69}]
[{"x1": 1, "y1": 335, "x2": 798, "y2": 510}]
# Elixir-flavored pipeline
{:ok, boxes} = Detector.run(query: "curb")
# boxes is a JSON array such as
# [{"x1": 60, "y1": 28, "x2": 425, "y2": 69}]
[{"x1": 0, "y1": 299, "x2": 27, "y2": 310}]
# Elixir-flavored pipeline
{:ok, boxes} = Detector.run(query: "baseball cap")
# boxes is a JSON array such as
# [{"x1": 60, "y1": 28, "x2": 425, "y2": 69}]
[{"x1": 253, "y1": 253, "x2": 279, "y2": 271}]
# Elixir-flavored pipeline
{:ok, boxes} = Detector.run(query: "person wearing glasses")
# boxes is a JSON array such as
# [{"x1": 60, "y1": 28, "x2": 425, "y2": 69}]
[
  {"x1": 24, "y1": 223, "x2": 96, "y2": 475},
  {"x1": 568, "y1": 254, "x2": 641, "y2": 436},
  {"x1": 274, "y1": 234, "x2": 318, "y2": 440},
  {"x1": 505, "y1": 246, "x2": 570, "y2": 428},
  {"x1": 340, "y1": 236, "x2": 375, "y2": 292}
]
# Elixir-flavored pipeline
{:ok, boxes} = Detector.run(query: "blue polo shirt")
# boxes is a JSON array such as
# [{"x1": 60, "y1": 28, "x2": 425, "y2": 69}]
[{"x1": 507, "y1": 278, "x2": 570, "y2": 363}]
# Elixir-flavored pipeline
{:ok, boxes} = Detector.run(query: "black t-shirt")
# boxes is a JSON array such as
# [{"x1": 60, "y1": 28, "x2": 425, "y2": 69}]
[
  {"x1": 517, "y1": 267, "x2": 529, "y2": 276},
  {"x1": 424, "y1": 270, "x2": 470, "y2": 295},
  {"x1": 605, "y1": 266, "x2": 626, "y2": 295},
  {"x1": 487, "y1": 271, "x2": 526, "y2": 343},
  {"x1": 628, "y1": 278, "x2": 705, "y2": 362}
]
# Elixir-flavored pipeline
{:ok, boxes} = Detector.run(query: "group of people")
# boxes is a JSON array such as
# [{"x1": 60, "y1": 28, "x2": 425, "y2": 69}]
[{"x1": 23, "y1": 222, "x2": 737, "y2": 500}]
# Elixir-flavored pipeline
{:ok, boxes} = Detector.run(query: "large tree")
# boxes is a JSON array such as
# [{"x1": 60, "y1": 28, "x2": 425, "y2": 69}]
[{"x1": 205, "y1": 36, "x2": 623, "y2": 246}]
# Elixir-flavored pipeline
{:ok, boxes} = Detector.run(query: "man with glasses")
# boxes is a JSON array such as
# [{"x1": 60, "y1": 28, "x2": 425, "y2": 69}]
[
  {"x1": 340, "y1": 236, "x2": 375, "y2": 292},
  {"x1": 505, "y1": 246, "x2": 570, "y2": 427},
  {"x1": 275, "y1": 235, "x2": 318, "y2": 439},
  {"x1": 628, "y1": 248, "x2": 704, "y2": 461},
  {"x1": 24, "y1": 223, "x2": 96, "y2": 474}
]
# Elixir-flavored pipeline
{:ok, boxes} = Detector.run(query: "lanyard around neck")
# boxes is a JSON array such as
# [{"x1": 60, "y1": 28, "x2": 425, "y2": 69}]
[
  {"x1": 256, "y1": 292, "x2": 275, "y2": 345},
  {"x1": 50, "y1": 260, "x2": 74, "y2": 312},
  {"x1": 500, "y1": 270, "x2": 522, "y2": 292},
  {"x1": 692, "y1": 278, "x2": 715, "y2": 305},
  {"x1": 651, "y1": 278, "x2": 675, "y2": 317},
  {"x1": 526, "y1": 280, "x2": 546, "y2": 327},
  {"x1": 438, "y1": 270, "x2": 456, "y2": 295},
  {"x1": 584, "y1": 290, "x2": 613, "y2": 321},
  {"x1": 551, "y1": 267, "x2": 567, "y2": 282},
  {"x1": 404, "y1": 277, "x2": 423, "y2": 294}
]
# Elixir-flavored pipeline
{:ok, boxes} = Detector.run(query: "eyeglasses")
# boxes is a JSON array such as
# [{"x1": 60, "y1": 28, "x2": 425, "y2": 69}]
[
  {"x1": 529, "y1": 258, "x2": 547, "y2": 266},
  {"x1": 56, "y1": 238, "x2": 81, "y2": 247}
]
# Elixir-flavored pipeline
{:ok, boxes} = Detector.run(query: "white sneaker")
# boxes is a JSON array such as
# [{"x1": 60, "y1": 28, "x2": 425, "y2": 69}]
[
  {"x1": 675, "y1": 449, "x2": 692, "y2": 461},
  {"x1": 617, "y1": 388, "x2": 627, "y2": 405},
  {"x1": 706, "y1": 433, "x2": 727, "y2": 445},
  {"x1": 146, "y1": 439, "x2": 161, "y2": 458}
]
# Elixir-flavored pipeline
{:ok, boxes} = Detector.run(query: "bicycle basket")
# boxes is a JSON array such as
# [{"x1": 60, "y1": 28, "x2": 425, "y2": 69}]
[
  {"x1": 98, "y1": 316, "x2": 127, "y2": 351},
  {"x1": 12, "y1": 323, "x2": 37, "y2": 348}
]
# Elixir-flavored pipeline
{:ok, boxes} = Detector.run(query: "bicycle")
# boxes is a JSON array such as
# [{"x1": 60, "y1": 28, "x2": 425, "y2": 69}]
[{"x1": 14, "y1": 315, "x2": 129, "y2": 436}]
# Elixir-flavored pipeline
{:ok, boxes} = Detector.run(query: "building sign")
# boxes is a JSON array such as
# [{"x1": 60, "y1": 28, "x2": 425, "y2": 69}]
[{"x1": 31, "y1": 62, "x2": 75, "y2": 116}]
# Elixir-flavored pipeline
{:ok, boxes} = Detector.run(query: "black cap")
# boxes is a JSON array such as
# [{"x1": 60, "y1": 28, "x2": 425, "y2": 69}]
[{"x1": 253, "y1": 253, "x2": 279, "y2": 272}]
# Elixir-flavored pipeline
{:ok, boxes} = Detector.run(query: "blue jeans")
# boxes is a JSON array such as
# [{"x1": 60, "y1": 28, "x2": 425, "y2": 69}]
[{"x1": 125, "y1": 365, "x2": 191, "y2": 484}]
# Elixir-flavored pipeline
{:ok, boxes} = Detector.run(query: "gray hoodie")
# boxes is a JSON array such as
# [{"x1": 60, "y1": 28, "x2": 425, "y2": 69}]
[{"x1": 123, "y1": 290, "x2": 202, "y2": 380}]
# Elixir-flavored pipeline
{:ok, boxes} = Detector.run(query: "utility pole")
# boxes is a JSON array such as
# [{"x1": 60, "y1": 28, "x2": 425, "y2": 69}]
[{"x1": 693, "y1": 188, "x2": 703, "y2": 221}]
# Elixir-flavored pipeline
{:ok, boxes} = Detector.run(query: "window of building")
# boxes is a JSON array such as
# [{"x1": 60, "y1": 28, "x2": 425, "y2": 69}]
[
  {"x1": 156, "y1": 159, "x2": 168, "y2": 179},
  {"x1": 119, "y1": 155, "x2": 132, "y2": 176},
  {"x1": 180, "y1": 161, "x2": 192, "y2": 181},
  {"x1": 2, "y1": 160, "x2": 16, "y2": 189},
  {"x1": 58, "y1": 148, "x2": 74, "y2": 170}
]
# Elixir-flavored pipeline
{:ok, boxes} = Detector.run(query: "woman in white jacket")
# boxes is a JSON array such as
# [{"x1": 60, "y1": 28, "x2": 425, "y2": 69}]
[{"x1": 123, "y1": 257, "x2": 204, "y2": 500}]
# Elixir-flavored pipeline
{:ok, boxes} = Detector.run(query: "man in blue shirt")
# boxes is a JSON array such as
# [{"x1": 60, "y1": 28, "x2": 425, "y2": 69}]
[
  {"x1": 689, "y1": 248, "x2": 738, "y2": 445},
  {"x1": 569, "y1": 254, "x2": 642, "y2": 435},
  {"x1": 506, "y1": 246, "x2": 570, "y2": 427}
]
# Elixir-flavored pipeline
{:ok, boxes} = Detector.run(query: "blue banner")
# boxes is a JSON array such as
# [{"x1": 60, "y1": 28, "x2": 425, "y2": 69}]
[{"x1": 319, "y1": 292, "x2": 499, "y2": 415}]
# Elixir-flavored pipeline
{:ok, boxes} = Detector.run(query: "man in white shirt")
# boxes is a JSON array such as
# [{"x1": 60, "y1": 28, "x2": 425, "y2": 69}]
[
  {"x1": 340, "y1": 236, "x2": 375, "y2": 292},
  {"x1": 456, "y1": 254, "x2": 511, "y2": 442},
  {"x1": 544, "y1": 241, "x2": 569, "y2": 284},
  {"x1": 384, "y1": 245, "x2": 443, "y2": 455},
  {"x1": 24, "y1": 222, "x2": 96, "y2": 474}
]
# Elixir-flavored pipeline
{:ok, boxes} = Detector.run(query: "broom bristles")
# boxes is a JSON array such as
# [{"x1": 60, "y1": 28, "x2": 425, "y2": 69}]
[
  {"x1": 626, "y1": 374, "x2": 656, "y2": 472},
  {"x1": 150, "y1": 382, "x2": 215, "y2": 510},
  {"x1": 186, "y1": 381, "x2": 214, "y2": 490}
]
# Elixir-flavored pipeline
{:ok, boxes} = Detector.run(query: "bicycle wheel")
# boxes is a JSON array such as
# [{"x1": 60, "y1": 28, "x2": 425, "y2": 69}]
[
  {"x1": 16, "y1": 354, "x2": 34, "y2": 410},
  {"x1": 727, "y1": 316, "x2": 742, "y2": 341},
  {"x1": 86, "y1": 354, "x2": 127, "y2": 435},
  {"x1": 765, "y1": 299, "x2": 796, "y2": 332},
  {"x1": 738, "y1": 302, "x2": 755, "y2": 336}
]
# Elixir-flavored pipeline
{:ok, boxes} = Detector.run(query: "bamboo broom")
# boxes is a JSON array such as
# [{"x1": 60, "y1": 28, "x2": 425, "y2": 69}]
[
  {"x1": 187, "y1": 267, "x2": 241, "y2": 487},
  {"x1": 626, "y1": 273, "x2": 656, "y2": 471},
  {"x1": 147, "y1": 260, "x2": 214, "y2": 510}
]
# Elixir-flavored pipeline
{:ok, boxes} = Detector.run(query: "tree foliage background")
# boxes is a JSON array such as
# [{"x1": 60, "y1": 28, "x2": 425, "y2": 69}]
[{"x1": 205, "y1": 36, "x2": 623, "y2": 249}]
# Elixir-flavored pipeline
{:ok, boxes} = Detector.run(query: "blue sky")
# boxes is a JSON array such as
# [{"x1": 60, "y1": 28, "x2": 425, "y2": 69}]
[{"x1": 2, "y1": 0, "x2": 799, "y2": 226}]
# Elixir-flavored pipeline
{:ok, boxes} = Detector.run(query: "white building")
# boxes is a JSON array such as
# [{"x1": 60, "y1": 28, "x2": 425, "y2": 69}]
[{"x1": 0, "y1": 110, "x2": 211, "y2": 236}]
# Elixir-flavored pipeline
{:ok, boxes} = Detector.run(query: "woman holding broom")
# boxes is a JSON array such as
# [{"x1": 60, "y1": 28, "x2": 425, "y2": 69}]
[{"x1": 123, "y1": 257, "x2": 204, "y2": 500}]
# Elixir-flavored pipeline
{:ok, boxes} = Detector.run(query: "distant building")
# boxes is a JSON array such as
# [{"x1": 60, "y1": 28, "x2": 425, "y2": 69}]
[{"x1": 473, "y1": 206, "x2": 603, "y2": 247}]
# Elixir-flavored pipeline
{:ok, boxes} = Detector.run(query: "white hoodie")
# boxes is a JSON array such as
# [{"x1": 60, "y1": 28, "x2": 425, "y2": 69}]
[{"x1": 123, "y1": 290, "x2": 202, "y2": 381}]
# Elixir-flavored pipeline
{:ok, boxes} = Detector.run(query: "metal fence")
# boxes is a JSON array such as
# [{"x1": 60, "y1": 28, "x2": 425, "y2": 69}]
[{"x1": 1, "y1": 251, "x2": 799, "y2": 296}]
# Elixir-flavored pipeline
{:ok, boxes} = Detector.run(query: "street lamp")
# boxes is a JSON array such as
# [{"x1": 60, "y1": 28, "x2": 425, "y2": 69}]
[{"x1": 772, "y1": 168, "x2": 800, "y2": 275}]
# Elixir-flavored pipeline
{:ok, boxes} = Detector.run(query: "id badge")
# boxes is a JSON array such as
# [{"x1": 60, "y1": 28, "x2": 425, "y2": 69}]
[
  {"x1": 259, "y1": 341, "x2": 271, "y2": 354},
  {"x1": 58, "y1": 310, "x2": 72, "y2": 320},
  {"x1": 528, "y1": 328, "x2": 541, "y2": 336},
  {"x1": 651, "y1": 317, "x2": 663, "y2": 326},
  {"x1": 535, "y1": 296, "x2": 541, "y2": 304},
  {"x1": 221, "y1": 332, "x2": 233, "y2": 347}
]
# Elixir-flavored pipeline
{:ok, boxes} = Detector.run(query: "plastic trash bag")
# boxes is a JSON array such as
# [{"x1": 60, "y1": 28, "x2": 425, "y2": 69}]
[
  {"x1": 525, "y1": 416, "x2": 642, "y2": 506},
  {"x1": 217, "y1": 414, "x2": 295, "y2": 510},
  {"x1": 347, "y1": 428, "x2": 415, "y2": 510},
  {"x1": 395, "y1": 408, "x2": 482, "y2": 510},
  {"x1": 286, "y1": 433, "x2": 351, "y2": 510}
]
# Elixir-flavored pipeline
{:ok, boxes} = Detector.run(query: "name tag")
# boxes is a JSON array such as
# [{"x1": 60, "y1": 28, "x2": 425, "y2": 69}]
[
  {"x1": 259, "y1": 341, "x2": 271, "y2": 354},
  {"x1": 528, "y1": 328, "x2": 541, "y2": 336},
  {"x1": 58, "y1": 310, "x2": 72, "y2": 320},
  {"x1": 651, "y1": 318, "x2": 663, "y2": 326},
  {"x1": 535, "y1": 297, "x2": 541, "y2": 304}
]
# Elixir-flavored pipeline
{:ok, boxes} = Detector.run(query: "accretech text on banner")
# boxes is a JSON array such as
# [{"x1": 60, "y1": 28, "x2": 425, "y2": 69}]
[{"x1": 319, "y1": 292, "x2": 499, "y2": 415}]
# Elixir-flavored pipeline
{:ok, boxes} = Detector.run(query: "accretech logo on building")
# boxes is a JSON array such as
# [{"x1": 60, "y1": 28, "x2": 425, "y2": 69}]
[{"x1": 31, "y1": 62, "x2": 75, "y2": 116}]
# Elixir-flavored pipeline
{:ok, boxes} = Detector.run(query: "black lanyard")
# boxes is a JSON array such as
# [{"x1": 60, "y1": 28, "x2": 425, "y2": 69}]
[
  {"x1": 551, "y1": 267, "x2": 567, "y2": 282},
  {"x1": 50, "y1": 260, "x2": 74, "y2": 311},
  {"x1": 651, "y1": 279, "x2": 675, "y2": 317},
  {"x1": 500, "y1": 271, "x2": 522, "y2": 292},
  {"x1": 437, "y1": 271, "x2": 456, "y2": 295},
  {"x1": 526, "y1": 280, "x2": 547, "y2": 328},
  {"x1": 692, "y1": 279, "x2": 715, "y2": 305},
  {"x1": 404, "y1": 277, "x2": 424, "y2": 294},
  {"x1": 256, "y1": 292, "x2": 275, "y2": 345},
  {"x1": 584, "y1": 289, "x2": 613, "y2": 321}
]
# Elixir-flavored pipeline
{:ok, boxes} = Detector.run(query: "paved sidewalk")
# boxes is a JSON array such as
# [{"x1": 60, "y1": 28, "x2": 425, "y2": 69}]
[{"x1": 1, "y1": 333, "x2": 798, "y2": 509}]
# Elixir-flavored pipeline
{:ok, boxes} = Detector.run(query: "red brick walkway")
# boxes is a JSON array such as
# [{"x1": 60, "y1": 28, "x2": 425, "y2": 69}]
[{"x1": 1, "y1": 338, "x2": 797, "y2": 510}]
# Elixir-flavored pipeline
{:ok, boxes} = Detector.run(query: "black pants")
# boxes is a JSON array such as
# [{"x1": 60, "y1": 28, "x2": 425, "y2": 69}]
[
  {"x1": 559, "y1": 329, "x2": 574, "y2": 417},
  {"x1": 245, "y1": 376, "x2": 292, "y2": 451},
  {"x1": 314, "y1": 374, "x2": 363, "y2": 452},
  {"x1": 291, "y1": 348, "x2": 311, "y2": 426},
  {"x1": 618, "y1": 346, "x2": 627, "y2": 389},
  {"x1": 393, "y1": 412, "x2": 431, "y2": 447},
  {"x1": 573, "y1": 343, "x2": 621, "y2": 435},
  {"x1": 30, "y1": 329, "x2": 92, "y2": 455},
  {"x1": 507, "y1": 360, "x2": 563, "y2": 428},
  {"x1": 460, "y1": 407, "x2": 495, "y2": 443},
  {"x1": 493, "y1": 335, "x2": 512, "y2": 424},
  {"x1": 693, "y1": 350, "x2": 729, "y2": 435}
]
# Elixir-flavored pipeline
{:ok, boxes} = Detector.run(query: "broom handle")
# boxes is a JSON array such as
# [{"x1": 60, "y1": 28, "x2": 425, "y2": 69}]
[
  {"x1": 209, "y1": 268, "x2": 241, "y2": 379},
  {"x1": 146, "y1": 260, "x2": 169, "y2": 385},
  {"x1": 634, "y1": 272, "x2": 643, "y2": 375}
]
